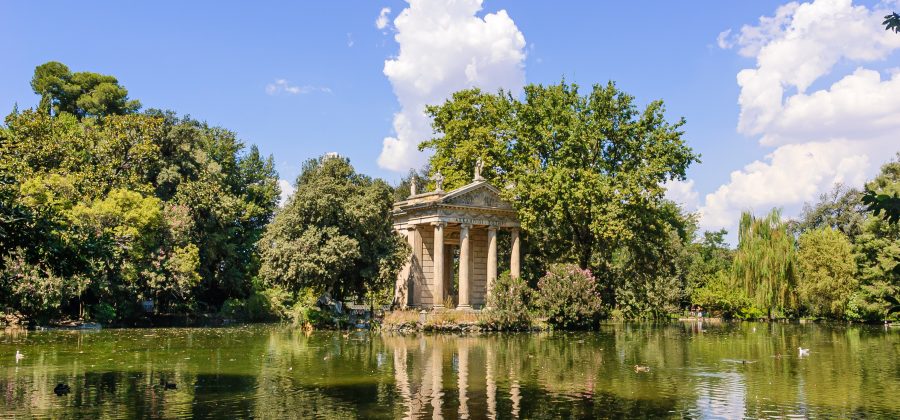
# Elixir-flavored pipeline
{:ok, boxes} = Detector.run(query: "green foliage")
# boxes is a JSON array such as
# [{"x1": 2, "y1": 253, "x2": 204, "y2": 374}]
[
  {"x1": 0, "y1": 64, "x2": 279, "y2": 321},
  {"x1": 393, "y1": 167, "x2": 430, "y2": 202},
  {"x1": 259, "y1": 156, "x2": 409, "y2": 301},
  {"x1": 691, "y1": 272, "x2": 758, "y2": 319},
  {"x1": 90, "y1": 303, "x2": 117, "y2": 324},
  {"x1": 885, "y1": 12, "x2": 900, "y2": 33},
  {"x1": 420, "y1": 81, "x2": 699, "y2": 313},
  {"x1": 31, "y1": 61, "x2": 140, "y2": 118},
  {"x1": 0, "y1": 250, "x2": 88, "y2": 320},
  {"x1": 797, "y1": 227, "x2": 857, "y2": 318},
  {"x1": 851, "y1": 158, "x2": 900, "y2": 321},
  {"x1": 609, "y1": 202, "x2": 694, "y2": 319},
  {"x1": 733, "y1": 209, "x2": 799, "y2": 318},
  {"x1": 535, "y1": 264, "x2": 603, "y2": 329},
  {"x1": 862, "y1": 189, "x2": 900, "y2": 225},
  {"x1": 793, "y1": 184, "x2": 866, "y2": 240},
  {"x1": 482, "y1": 271, "x2": 532, "y2": 330}
]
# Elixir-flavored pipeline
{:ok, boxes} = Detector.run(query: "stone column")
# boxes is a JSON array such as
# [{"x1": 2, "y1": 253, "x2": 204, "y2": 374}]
[
  {"x1": 458, "y1": 224, "x2": 472, "y2": 310},
  {"x1": 510, "y1": 227, "x2": 521, "y2": 279},
  {"x1": 486, "y1": 226, "x2": 498, "y2": 307},
  {"x1": 432, "y1": 222, "x2": 446, "y2": 309},
  {"x1": 396, "y1": 225, "x2": 417, "y2": 308}
]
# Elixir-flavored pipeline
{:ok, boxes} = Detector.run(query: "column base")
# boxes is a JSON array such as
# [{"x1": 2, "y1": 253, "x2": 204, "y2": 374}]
[{"x1": 456, "y1": 304, "x2": 473, "y2": 311}]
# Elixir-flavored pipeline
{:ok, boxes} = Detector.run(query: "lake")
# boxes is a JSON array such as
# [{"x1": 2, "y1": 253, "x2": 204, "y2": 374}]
[{"x1": 1, "y1": 322, "x2": 897, "y2": 418}]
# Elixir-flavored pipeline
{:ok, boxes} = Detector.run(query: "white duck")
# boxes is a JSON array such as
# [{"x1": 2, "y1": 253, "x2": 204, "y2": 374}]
[
  {"x1": 15, "y1": 350, "x2": 24, "y2": 363},
  {"x1": 798, "y1": 347, "x2": 810, "y2": 357}
]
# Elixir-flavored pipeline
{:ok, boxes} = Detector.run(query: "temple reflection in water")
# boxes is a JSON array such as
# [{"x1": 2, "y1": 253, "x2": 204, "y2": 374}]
[{"x1": 386, "y1": 335, "x2": 523, "y2": 419}]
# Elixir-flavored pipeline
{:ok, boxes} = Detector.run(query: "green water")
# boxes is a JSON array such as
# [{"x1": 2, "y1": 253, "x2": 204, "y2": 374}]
[{"x1": 1, "y1": 322, "x2": 897, "y2": 419}]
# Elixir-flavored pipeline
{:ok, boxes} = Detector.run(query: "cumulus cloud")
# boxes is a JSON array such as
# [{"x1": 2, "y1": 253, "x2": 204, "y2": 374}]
[
  {"x1": 377, "y1": 0, "x2": 527, "y2": 171},
  {"x1": 265, "y1": 79, "x2": 331, "y2": 95},
  {"x1": 664, "y1": 179, "x2": 700, "y2": 211},
  {"x1": 277, "y1": 179, "x2": 295, "y2": 207},
  {"x1": 376, "y1": 7, "x2": 391, "y2": 30},
  {"x1": 716, "y1": 29, "x2": 733, "y2": 49},
  {"x1": 698, "y1": 0, "x2": 900, "y2": 231}
]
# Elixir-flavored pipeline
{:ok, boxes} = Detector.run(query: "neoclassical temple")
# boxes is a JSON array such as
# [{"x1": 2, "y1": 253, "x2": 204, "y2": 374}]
[{"x1": 392, "y1": 164, "x2": 520, "y2": 309}]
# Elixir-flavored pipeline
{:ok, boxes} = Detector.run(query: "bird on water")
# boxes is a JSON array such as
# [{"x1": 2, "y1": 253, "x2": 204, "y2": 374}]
[{"x1": 54, "y1": 383, "x2": 71, "y2": 396}]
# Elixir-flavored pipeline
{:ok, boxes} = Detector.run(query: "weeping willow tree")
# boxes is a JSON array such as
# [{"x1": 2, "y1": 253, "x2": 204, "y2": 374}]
[{"x1": 732, "y1": 209, "x2": 799, "y2": 318}]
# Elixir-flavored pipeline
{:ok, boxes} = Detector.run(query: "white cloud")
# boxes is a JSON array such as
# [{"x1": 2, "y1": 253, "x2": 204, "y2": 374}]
[
  {"x1": 699, "y1": 140, "x2": 876, "y2": 229},
  {"x1": 376, "y1": 7, "x2": 392, "y2": 30},
  {"x1": 698, "y1": 0, "x2": 900, "y2": 232},
  {"x1": 716, "y1": 29, "x2": 733, "y2": 49},
  {"x1": 277, "y1": 179, "x2": 295, "y2": 207},
  {"x1": 664, "y1": 179, "x2": 699, "y2": 211},
  {"x1": 377, "y1": 0, "x2": 527, "y2": 171},
  {"x1": 731, "y1": 0, "x2": 900, "y2": 136},
  {"x1": 347, "y1": 32, "x2": 354, "y2": 47},
  {"x1": 265, "y1": 79, "x2": 331, "y2": 95}
]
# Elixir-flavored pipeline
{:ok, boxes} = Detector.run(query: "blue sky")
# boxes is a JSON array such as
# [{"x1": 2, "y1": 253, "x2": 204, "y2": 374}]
[{"x1": 3, "y1": 1, "x2": 899, "y2": 235}]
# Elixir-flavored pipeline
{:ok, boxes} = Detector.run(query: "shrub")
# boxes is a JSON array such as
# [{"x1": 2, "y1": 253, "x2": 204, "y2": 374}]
[
  {"x1": 692, "y1": 272, "x2": 758, "y2": 319},
  {"x1": 90, "y1": 303, "x2": 117, "y2": 324},
  {"x1": 535, "y1": 264, "x2": 603, "y2": 329},
  {"x1": 220, "y1": 286, "x2": 289, "y2": 322},
  {"x1": 0, "y1": 251, "x2": 88, "y2": 320},
  {"x1": 481, "y1": 271, "x2": 532, "y2": 330}
]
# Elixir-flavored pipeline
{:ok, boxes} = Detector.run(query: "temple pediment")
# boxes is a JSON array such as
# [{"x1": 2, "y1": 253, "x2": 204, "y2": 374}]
[{"x1": 440, "y1": 181, "x2": 513, "y2": 210}]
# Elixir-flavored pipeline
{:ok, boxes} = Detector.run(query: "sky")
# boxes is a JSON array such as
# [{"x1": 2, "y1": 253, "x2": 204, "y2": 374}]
[{"x1": 2, "y1": 0, "x2": 899, "y2": 239}]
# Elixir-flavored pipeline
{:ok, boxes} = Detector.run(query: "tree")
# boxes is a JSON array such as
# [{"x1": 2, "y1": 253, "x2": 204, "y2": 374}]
[
  {"x1": 862, "y1": 189, "x2": 900, "y2": 225},
  {"x1": 793, "y1": 184, "x2": 866, "y2": 240},
  {"x1": 1, "y1": 64, "x2": 279, "y2": 319},
  {"x1": 797, "y1": 227, "x2": 856, "y2": 318},
  {"x1": 692, "y1": 272, "x2": 756, "y2": 320},
  {"x1": 31, "y1": 61, "x2": 141, "y2": 118},
  {"x1": 684, "y1": 228, "x2": 733, "y2": 307},
  {"x1": 885, "y1": 12, "x2": 900, "y2": 33},
  {"x1": 732, "y1": 209, "x2": 799, "y2": 318},
  {"x1": 420, "y1": 81, "x2": 699, "y2": 312},
  {"x1": 258, "y1": 155, "x2": 408, "y2": 303},
  {"x1": 851, "y1": 158, "x2": 900, "y2": 321}
]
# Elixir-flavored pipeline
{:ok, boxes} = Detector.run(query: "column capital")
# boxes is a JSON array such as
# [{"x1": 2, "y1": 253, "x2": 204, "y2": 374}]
[
  {"x1": 459, "y1": 223, "x2": 472, "y2": 230},
  {"x1": 487, "y1": 225, "x2": 499, "y2": 232},
  {"x1": 430, "y1": 221, "x2": 447, "y2": 228},
  {"x1": 404, "y1": 224, "x2": 418, "y2": 232}
]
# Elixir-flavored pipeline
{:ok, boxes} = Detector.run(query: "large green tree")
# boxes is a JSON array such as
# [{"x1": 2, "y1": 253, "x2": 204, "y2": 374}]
[
  {"x1": 420, "y1": 81, "x2": 699, "y2": 313},
  {"x1": 792, "y1": 184, "x2": 866, "y2": 241},
  {"x1": 258, "y1": 156, "x2": 408, "y2": 304},
  {"x1": 1, "y1": 64, "x2": 279, "y2": 319},
  {"x1": 31, "y1": 61, "x2": 141, "y2": 118},
  {"x1": 797, "y1": 227, "x2": 856, "y2": 318},
  {"x1": 732, "y1": 209, "x2": 799, "y2": 318},
  {"x1": 851, "y1": 158, "x2": 900, "y2": 320}
]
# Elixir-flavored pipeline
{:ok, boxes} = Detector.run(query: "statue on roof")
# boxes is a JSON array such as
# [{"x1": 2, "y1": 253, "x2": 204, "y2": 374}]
[
  {"x1": 474, "y1": 157, "x2": 485, "y2": 181},
  {"x1": 431, "y1": 171, "x2": 444, "y2": 192}
]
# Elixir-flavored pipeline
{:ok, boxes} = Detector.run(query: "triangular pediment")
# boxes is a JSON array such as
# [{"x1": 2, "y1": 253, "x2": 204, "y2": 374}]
[{"x1": 439, "y1": 181, "x2": 513, "y2": 210}]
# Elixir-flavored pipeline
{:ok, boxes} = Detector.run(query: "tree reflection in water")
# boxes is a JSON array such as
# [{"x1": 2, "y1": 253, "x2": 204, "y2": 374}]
[{"x1": 0, "y1": 323, "x2": 898, "y2": 418}]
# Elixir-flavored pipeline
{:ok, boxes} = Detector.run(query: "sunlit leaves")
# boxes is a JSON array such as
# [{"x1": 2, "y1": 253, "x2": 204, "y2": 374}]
[{"x1": 733, "y1": 209, "x2": 799, "y2": 317}]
